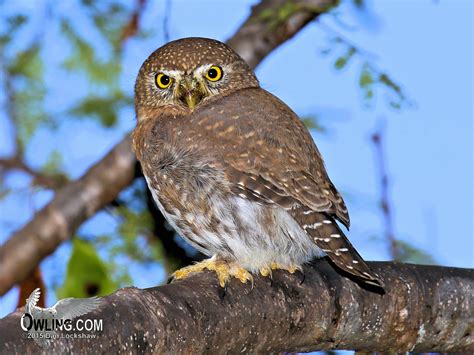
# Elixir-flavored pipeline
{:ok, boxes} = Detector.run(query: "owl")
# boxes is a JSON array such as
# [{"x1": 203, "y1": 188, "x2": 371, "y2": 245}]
[{"x1": 132, "y1": 37, "x2": 383, "y2": 288}]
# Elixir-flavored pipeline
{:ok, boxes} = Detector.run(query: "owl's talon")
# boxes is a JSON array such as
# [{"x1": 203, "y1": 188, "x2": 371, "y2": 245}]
[
  {"x1": 299, "y1": 270, "x2": 306, "y2": 285},
  {"x1": 217, "y1": 284, "x2": 227, "y2": 300},
  {"x1": 232, "y1": 267, "x2": 254, "y2": 285}
]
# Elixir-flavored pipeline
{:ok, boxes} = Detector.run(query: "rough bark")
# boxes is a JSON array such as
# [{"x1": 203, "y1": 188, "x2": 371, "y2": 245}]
[
  {"x1": 0, "y1": 0, "x2": 338, "y2": 296},
  {"x1": 1, "y1": 260, "x2": 472, "y2": 353}
]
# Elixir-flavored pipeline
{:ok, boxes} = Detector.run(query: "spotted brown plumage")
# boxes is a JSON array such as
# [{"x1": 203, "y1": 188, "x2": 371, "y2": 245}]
[{"x1": 132, "y1": 37, "x2": 383, "y2": 288}]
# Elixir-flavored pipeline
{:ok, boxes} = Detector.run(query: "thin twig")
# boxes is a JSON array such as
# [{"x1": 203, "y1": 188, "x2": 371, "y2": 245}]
[
  {"x1": 0, "y1": 58, "x2": 22, "y2": 156},
  {"x1": 371, "y1": 118, "x2": 400, "y2": 260},
  {"x1": 119, "y1": 0, "x2": 147, "y2": 45},
  {"x1": 163, "y1": 0, "x2": 171, "y2": 43},
  {"x1": 0, "y1": 156, "x2": 67, "y2": 190},
  {"x1": 318, "y1": 20, "x2": 378, "y2": 60}
]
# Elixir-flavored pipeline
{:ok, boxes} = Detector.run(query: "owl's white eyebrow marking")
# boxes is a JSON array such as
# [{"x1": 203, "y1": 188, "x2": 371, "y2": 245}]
[
  {"x1": 159, "y1": 69, "x2": 183, "y2": 79},
  {"x1": 193, "y1": 64, "x2": 213, "y2": 75},
  {"x1": 194, "y1": 64, "x2": 212, "y2": 77}
]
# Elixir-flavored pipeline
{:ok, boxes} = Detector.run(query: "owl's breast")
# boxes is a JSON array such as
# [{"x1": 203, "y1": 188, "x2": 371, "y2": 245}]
[
  {"x1": 135, "y1": 117, "x2": 234, "y2": 253},
  {"x1": 142, "y1": 157, "x2": 233, "y2": 256}
]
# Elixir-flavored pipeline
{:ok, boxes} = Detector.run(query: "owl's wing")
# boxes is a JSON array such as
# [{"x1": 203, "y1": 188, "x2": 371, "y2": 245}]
[
  {"x1": 227, "y1": 165, "x2": 349, "y2": 226},
  {"x1": 225, "y1": 164, "x2": 383, "y2": 286},
  {"x1": 197, "y1": 88, "x2": 382, "y2": 287},
  {"x1": 211, "y1": 88, "x2": 350, "y2": 228}
]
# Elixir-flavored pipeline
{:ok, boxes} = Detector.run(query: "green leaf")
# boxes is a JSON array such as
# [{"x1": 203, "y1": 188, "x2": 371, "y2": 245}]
[
  {"x1": 300, "y1": 115, "x2": 326, "y2": 132},
  {"x1": 61, "y1": 20, "x2": 121, "y2": 86},
  {"x1": 277, "y1": 2, "x2": 299, "y2": 22},
  {"x1": 4, "y1": 42, "x2": 49, "y2": 149},
  {"x1": 389, "y1": 101, "x2": 401, "y2": 110},
  {"x1": 358, "y1": 64, "x2": 376, "y2": 107},
  {"x1": 365, "y1": 88, "x2": 374, "y2": 100},
  {"x1": 42, "y1": 150, "x2": 63, "y2": 175},
  {"x1": 378, "y1": 72, "x2": 413, "y2": 109},
  {"x1": 396, "y1": 240, "x2": 436, "y2": 265},
  {"x1": 0, "y1": 14, "x2": 29, "y2": 49},
  {"x1": 91, "y1": 4, "x2": 128, "y2": 51},
  {"x1": 334, "y1": 47, "x2": 355, "y2": 70},
  {"x1": 114, "y1": 206, "x2": 158, "y2": 261},
  {"x1": 8, "y1": 45, "x2": 43, "y2": 80},
  {"x1": 379, "y1": 73, "x2": 402, "y2": 94},
  {"x1": 13, "y1": 86, "x2": 48, "y2": 150},
  {"x1": 334, "y1": 56, "x2": 347, "y2": 70},
  {"x1": 359, "y1": 65, "x2": 374, "y2": 87},
  {"x1": 0, "y1": 14, "x2": 28, "y2": 48},
  {"x1": 258, "y1": 2, "x2": 304, "y2": 29},
  {"x1": 57, "y1": 239, "x2": 118, "y2": 299},
  {"x1": 69, "y1": 92, "x2": 132, "y2": 127}
]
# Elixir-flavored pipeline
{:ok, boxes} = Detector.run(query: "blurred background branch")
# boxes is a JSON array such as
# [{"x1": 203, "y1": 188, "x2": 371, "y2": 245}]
[{"x1": 371, "y1": 118, "x2": 400, "y2": 260}]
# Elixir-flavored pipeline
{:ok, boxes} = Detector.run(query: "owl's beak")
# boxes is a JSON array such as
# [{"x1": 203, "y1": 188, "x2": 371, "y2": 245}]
[
  {"x1": 178, "y1": 78, "x2": 205, "y2": 110},
  {"x1": 183, "y1": 92, "x2": 199, "y2": 110}
]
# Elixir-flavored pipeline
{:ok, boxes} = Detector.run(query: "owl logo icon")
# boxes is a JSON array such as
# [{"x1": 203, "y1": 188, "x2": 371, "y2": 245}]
[{"x1": 21, "y1": 288, "x2": 101, "y2": 347}]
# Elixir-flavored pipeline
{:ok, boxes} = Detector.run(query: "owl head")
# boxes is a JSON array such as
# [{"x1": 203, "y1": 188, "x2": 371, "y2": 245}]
[{"x1": 134, "y1": 37, "x2": 259, "y2": 121}]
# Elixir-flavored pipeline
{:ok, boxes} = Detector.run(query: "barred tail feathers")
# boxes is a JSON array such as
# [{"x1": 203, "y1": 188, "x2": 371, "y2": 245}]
[{"x1": 292, "y1": 208, "x2": 383, "y2": 288}]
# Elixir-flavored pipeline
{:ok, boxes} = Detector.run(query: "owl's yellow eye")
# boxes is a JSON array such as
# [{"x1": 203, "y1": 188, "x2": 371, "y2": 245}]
[
  {"x1": 205, "y1": 66, "x2": 223, "y2": 82},
  {"x1": 156, "y1": 73, "x2": 173, "y2": 89}
]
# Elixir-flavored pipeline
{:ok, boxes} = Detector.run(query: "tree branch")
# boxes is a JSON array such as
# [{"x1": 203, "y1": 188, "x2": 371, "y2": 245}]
[
  {"x1": 0, "y1": 138, "x2": 136, "y2": 295},
  {"x1": 0, "y1": 44, "x2": 67, "y2": 191},
  {"x1": 0, "y1": 0, "x2": 337, "y2": 296},
  {"x1": 0, "y1": 156, "x2": 68, "y2": 190},
  {"x1": 227, "y1": 0, "x2": 338, "y2": 68},
  {"x1": 1, "y1": 260, "x2": 472, "y2": 352}
]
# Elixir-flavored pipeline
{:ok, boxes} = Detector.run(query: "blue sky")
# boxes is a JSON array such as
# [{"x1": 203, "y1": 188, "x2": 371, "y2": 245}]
[{"x1": 0, "y1": 0, "x2": 472, "y2": 318}]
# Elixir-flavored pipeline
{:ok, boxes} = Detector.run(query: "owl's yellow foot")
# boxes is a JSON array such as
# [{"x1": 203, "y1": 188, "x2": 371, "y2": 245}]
[
  {"x1": 259, "y1": 266, "x2": 272, "y2": 277},
  {"x1": 259, "y1": 263, "x2": 302, "y2": 278},
  {"x1": 270, "y1": 262, "x2": 303, "y2": 274},
  {"x1": 173, "y1": 258, "x2": 253, "y2": 287}
]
